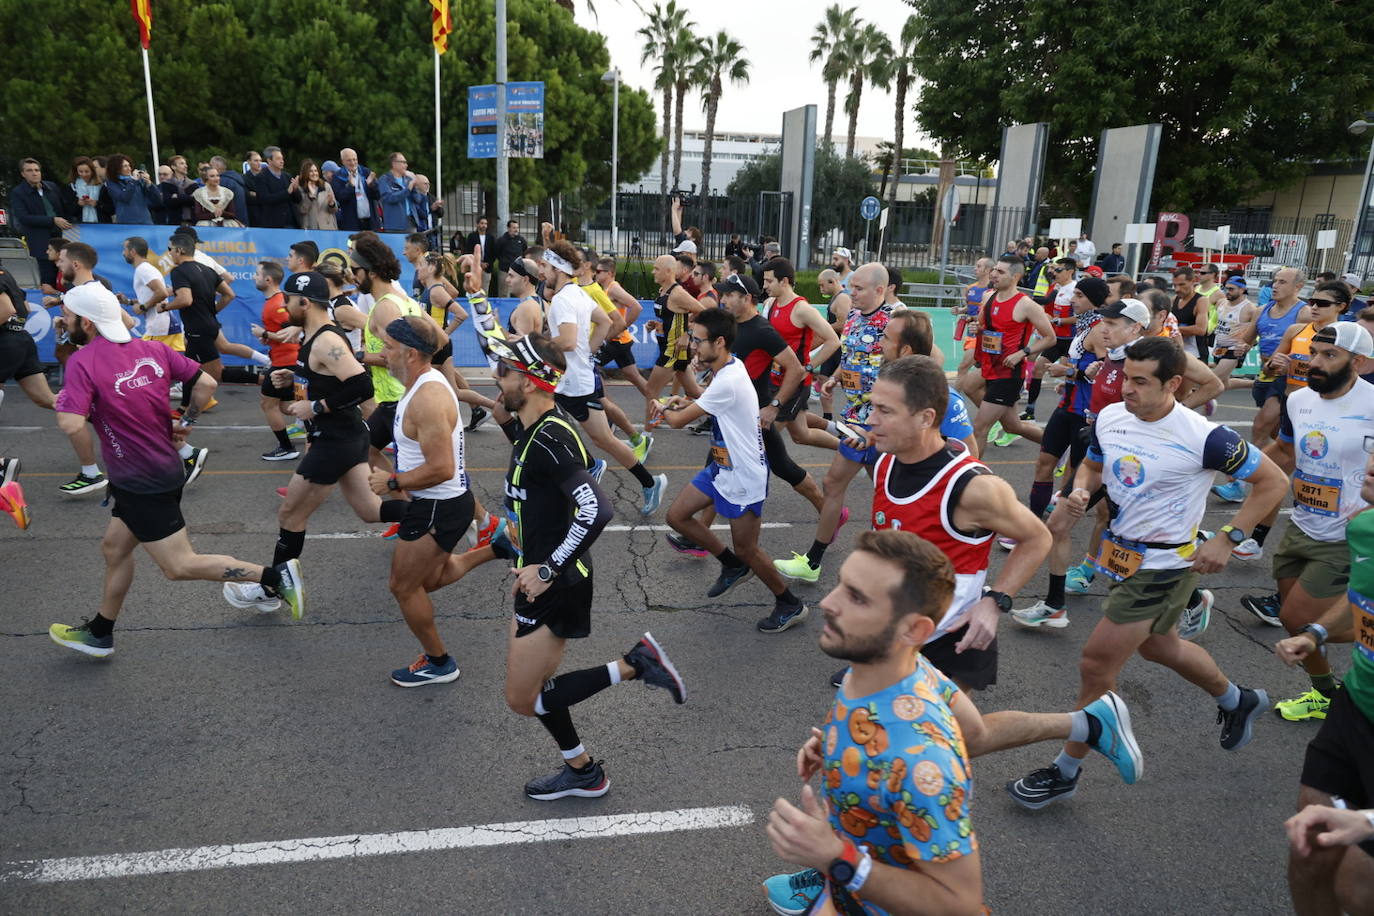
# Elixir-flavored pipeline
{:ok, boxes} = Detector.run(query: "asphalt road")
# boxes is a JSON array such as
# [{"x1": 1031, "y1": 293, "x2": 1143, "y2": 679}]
[{"x1": 0, "y1": 379, "x2": 1338, "y2": 914}]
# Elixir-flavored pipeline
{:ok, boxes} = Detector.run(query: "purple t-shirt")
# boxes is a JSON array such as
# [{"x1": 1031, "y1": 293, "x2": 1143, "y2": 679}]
[{"x1": 55, "y1": 337, "x2": 203, "y2": 494}]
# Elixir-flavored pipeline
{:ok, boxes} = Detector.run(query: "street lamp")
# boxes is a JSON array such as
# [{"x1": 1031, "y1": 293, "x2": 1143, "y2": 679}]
[
  {"x1": 603, "y1": 68, "x2": 621, "y2": 257},
  {"x1": 1349, "y1": 112, "x2": 1374, "y2": 274}
]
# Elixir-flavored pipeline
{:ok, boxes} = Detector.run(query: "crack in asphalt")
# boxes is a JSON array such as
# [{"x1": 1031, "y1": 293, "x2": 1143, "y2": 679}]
[{"x1": 5, "y1": 712, "x2": 57, "y2": 816}]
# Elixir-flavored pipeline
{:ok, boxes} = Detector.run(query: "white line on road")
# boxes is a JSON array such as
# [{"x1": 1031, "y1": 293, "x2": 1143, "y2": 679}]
[
  {"x1": 0, "y1": 805, "x2": 755, "y2": 884},
  {"x1": 305, "y1": 522, "x2": 793, "y2": 539}
]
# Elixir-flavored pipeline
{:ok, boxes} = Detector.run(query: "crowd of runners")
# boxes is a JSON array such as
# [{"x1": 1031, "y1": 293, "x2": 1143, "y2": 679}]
[{"x1": 2, "y1": 232, "x2": 1372, "y2": 914}]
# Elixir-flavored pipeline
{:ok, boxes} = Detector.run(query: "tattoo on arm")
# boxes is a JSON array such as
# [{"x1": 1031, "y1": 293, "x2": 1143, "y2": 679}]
[
  {"x1": 180, "y1": 404, "x2": 203, "y2": 424},
  {"x1": 222, "y1": 566, "x2": 249, "y2": 580},
  {"x1": 327, "y1": 345, "x2": 344, "y2": 362}
]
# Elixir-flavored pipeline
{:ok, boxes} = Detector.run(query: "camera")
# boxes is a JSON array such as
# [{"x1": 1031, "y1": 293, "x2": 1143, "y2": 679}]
[{"x1": 669, "y1": 185, "x2": 698, "y2": 206}]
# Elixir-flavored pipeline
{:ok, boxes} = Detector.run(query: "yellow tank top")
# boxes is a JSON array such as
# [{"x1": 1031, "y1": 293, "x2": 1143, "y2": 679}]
[
  {"x1": 1286, "y1": 322, "x2": 1318, "y2": 390},
  {"x1": 364, "y1": 292, "x2": 423, "y2": 403},
  {"x1": 581, "y1": 280, "x2": 633, "y2": 344}
]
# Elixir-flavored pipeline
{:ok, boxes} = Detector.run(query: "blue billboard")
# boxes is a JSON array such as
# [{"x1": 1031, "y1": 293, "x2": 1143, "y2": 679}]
[{"x1": 467, "y1": 81, "x2": 545, "y2": 159}]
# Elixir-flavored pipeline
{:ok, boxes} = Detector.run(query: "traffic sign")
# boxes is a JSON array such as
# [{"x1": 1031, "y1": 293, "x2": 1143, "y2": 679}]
[
  {"x1": 860, "y1": 196, "x2": 880, "y2": 221},
  {"x1": 940, "y1": 186, "x2": 961, "y2": 224}
]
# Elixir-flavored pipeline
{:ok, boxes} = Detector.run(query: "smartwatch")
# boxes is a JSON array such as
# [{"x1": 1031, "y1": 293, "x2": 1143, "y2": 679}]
[
  {"x1": 1219, "y1": 524, "x2": 1247, "y2": 545},
  {"x1": 1298, "y1": 623, "x2": 1328, "y2": 647},
  {"x1": 386, "y1": 475, "x2": 400, "y2": 492},
  {"x1": 983, "y1": 588, "x2": 1013, "y2": 613},
  {"x1": 827, "y1": 838, "x2": 862, "y2": 888},
  {"x1": 536, "y1": 564, "x2": 557, "y2": 583},
  {"x1": 312, "y1": 399, "x2": 327, "y2": 416}
]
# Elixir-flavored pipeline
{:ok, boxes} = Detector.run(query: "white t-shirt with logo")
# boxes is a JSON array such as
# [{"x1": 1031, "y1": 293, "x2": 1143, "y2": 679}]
[
  {"x1": 132, "y1": 261, "x2": 173, "y2": 336},
  {"x1": 1280, "y1": 380, "x2": 1374, "y2": 542},
  {"x1": 694, "y1": 357, "x2": 768, "y2": 507},
  {"x1": 547, "y1": 282, "x2": 596, "y2": 397}
]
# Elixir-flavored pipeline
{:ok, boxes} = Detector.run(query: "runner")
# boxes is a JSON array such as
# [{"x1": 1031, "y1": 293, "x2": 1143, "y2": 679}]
[
  {"x1": 484, "y1": 332, "x2": 687, "y2": 800},
  {"x1": 164, "y1": 233, "x2": 233, "y2": 418},
  {"x1": 814, "y1": 268, "x2": 851, "y2": 420},
  {"x1": 1171, "y1": 266, "x2": 1210, "y2": 361},
  {"x1": 642, "y1": 254, "x2": 705, "y2": 425},
  {"x1": 172, "y1": 227, "x2": 273, "y2": 376},
  {"x1": 251, "y1": 260, "x2": 303, "y2": 461},
  {"x1": 1007, "y1": 336, "x2": 1286, "y2": 809},
  {"x1": 659, "y1": 308, "x2": 809, "y2": 630},
  {"x1": 355, "y1": 233, "x2": 425, "y2": 466},
  {"x1": 505, "y1": 256, "x2": 545, "y2": 336},
  {"x1": 592, "y1": 257, "x2": 652, "y2": 398},
  {"x1": 1210, "y1": 275, "x2": 1260, "y2": 390},
  {"x1": 1266, "y1": 322, "x2": 1374, "y2": 722},
  {"x1": 830, "y1": 246, "x2": 854, "y2": 289},
  {"x1": 953, "y1": 256, "x2": 992, "y2": 402},
  {"x1": 761, "y1": 257, "x2": 841, "y2": 450},
  {"x1": 1024, "y1": 258, "x2": 1079, "y2": 421},
  {"x1": 968, "y1": 255, "x2": 1055, "y2": 455},
  {"x1": 761, "y1": 529, "x2": 1142, "y2": 915},
  {"x1": 48, "y1": 279, "x2": 302, "y2": 657},
  {"x1": 574, "y1": 247, "x2": 652, "y2": 463}
]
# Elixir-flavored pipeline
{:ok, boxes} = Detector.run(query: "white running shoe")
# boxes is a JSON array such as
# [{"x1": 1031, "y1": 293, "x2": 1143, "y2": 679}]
[
  {"x1": 1231, "y1": 538, "x2": 1263, "y2": 561},
  {"x1": 223, "y1": 581, "x2": 282, "y2": 613},
  {"x1": 1011, "y1": 601, "x2": 1070, "y2": 628}
]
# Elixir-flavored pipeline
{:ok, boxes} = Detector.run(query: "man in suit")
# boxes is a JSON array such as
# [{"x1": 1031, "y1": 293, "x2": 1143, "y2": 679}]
[
  {"x1": 252, "y1": 146, "x2": 298, "y2": 229},
  {"x1": 331, "y1": 147, "x2": 379, "y2": 232},
  {"x1": 10, "y1": 158, "x2": 74, "y2": 287}
]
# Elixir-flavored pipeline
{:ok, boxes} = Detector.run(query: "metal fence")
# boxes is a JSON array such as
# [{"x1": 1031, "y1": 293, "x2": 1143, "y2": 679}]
[{"x1": 1186, "y1": 210, "x2": 1358, "y2": 277}]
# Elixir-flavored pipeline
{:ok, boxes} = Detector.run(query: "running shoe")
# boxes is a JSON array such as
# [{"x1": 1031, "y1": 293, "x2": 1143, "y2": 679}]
[
  {"x1": 992, "y1": 427, "x2": 1019, "y2": 448},
  {"x1": 1231, "y1": 537, "x2": 1263, "y2": 561},
  {"x1": 276, "y1": 486, "x2": 289, "y2": 499},
  {"x1": 1202, "y1": 399, "x2": 1216, "y2": 417},
  {"x1": 1241, "y1": 592, "x2": 1282, "y2": 627},
  {"x1": 169, "y1": 382, "x2": 182, "y2": 400},
  {"x1": 773, "y1": 552, "x2": 820, "y2": 584},
  {"x1": 0, "y1": 456, "x2": 19, "y2": 488},
  {"x1": 665, "y1": 532, "x2": 709, "y2": 557},
  {"x1": 222, "y1": 581, "x2": 283, "y2": 614},
  {"x1": 998, "y1": 536, "x2": 1017, "y2": 551},
  {"x1": 1065, "y1": 563, "x2": 1094, "y2": 594},
  {"x1": 466, "y1": 405, "x2": 489, "y2": 432},
  {"x1": 689, "y1": 418, "x2": 713, "y2": 436},
  {"x1": 1084, "y1": 691, "x2": 1142, "y2": 784},
  {"x1": 1218, "y1": 686, "x2": 1268, "y2": 750},
  {"x1": 48, "y1": 619, "x2": 114, "y2": 658},
  {"x1": 641, "y1": 473, "x2": 667, "y2": 516},
  {"x1": 633, "y1": 433, "x2": 653, "y2": 464},
  {"x1": 624, "y1": 631, "x2": 687, "y2": 704},
  {"x1": 261, "y1": 446, "x2": 300, "y2": 462},
  {"x1": 1011, "y1": 601, "x2": 1069, "y2": 629},
  {"x1": 183, "y1": 447, "x2": 210, "y2": 486},
  {"x1": 380, "y1": 523, "x2": 401, "y2": 540},
  {"x1": 1177, "y1": 589, "x2": 1213, "y2": 642},
  {"x1": 1274, "y1": 688, "x2": 1331, "y2": 722},
  {"x1": 1006, "y1": 764, "x2": 1079, "y2": 809},
  {"x1": 1053, "y1": 461, "x2": 1067, "y2": 479},
  {"x1": 762, "y1": 869, "x2": 825, "y2": 916},
  {"x1": 390, "y1": 653, "x2": 460, "y2": 687},
  {"x1": 758, "y1": 601, "x2": 809, "y2": 633},
  {"x1": 825, "y1": 506, "x2": 850, "y2": 545},
  {"x1": 471, "y1": 514, "x2": 506, "y2": 549},
  {"x1": 524, "y1": 760, "x2": 610, "y2": 800},
  {"x1": 590, "y1": 459, "x2": 608, "y2": 483},
  {"x1": 707, "y1": 563, "x2": 754, "y2": 598},
  {"x1": 203, "y1": 397, "x2": 219, "y2": 412},
  {"x1": 58, "y1": 472, "x2": 107, "y2": 497},
  {"x1": 285, "y1": 422, "x2": 307, "y2": 440},
  {"x1": 0, "y1": 481, "x2": 31, "y2": 530},
  {"x1": 1019, "y1": 407, "x2": 1035, "y2": 421},
  {"x1": 272, "y1": 558, "x2": 305, "y2": 620},
  {"x1": 1211, "y1": 480, "x2": 1246, "y2": 503}
]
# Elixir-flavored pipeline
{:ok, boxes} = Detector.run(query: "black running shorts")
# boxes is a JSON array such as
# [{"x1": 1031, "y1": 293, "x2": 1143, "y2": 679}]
[
  {"x1": 110, "y1": 484, "x2": 187, "y2": 543},
  {"x1": 367, "y1": 401, "x2": 398, "y2": 451},
  {"x1": 654, "y1": 336, "x2": 689, "y2": 372},
  {"x1": 398, "y1": 490, "x2": 475, "y2": 553},
  {"x1": 1300, "y1": 687, "x2": 1374, "y2": 859},
  {"x1": 1042, "y1": 338, "x2": 1073, "y2": 362},
  {"x1": 431, "y1": 339, "x2": 453, "y2": 367},
  {"x1": 922, "y1": 628, "x2": 997, "y2": 691},
  {"x1": 1040, "y1": 409, "x2": 1087, "y2": 462},
  {"x1": 297, "y1": 428, "x2": 369, "y2": 485},
  {"x1": 772, "y1": 383, "x2": 812, "y2": 423},
  {"x1": 0, "y1": 331, "x2": 43, "y2": 382},
  {"x1": 555, "y1": 392, "x2": 604, "y2": 422},
  {"x1": 983, "y1": 376, "x2": 1024, "y2": 407},
  {"x1": 260, "y1": 365, "x2": 296, "y2": 401},
  {"x1": 514, "y1": 575, "x2": 593, "y2": 639},
  {"x1": 596, "y1": 338, "x2": 637, "y2": 369},
  {"x1": 182, "y1": 328, "x2": 221, "y2": 365}
]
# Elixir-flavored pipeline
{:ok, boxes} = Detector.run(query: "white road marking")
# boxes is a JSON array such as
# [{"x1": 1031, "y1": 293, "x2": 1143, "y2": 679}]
[
  {"x1": 306, "y1": 522, "x2": 793, "y2": 539},
  {"x1": 0, "y1": 805, "x2": 755, "y2": 884},
  {"x1": 0, "y1": 426, "x2": 42, "y2": 431}
]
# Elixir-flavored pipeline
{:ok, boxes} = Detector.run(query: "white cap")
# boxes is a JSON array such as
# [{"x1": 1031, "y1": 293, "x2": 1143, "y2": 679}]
[
  {"x1": 1314, "y1": 322, "x2": 1374, "y2": 358},
  {"x1": 671, "y1": 238, "x2": 697, "y2": 255},
  {"x1": 1103, "y1": 298, "x2": 1152, "y2": 328},
  {"x1": 1341, "y1": 272, "x2": 1363, "y2": 288},
  {"x1": 833, "y1": 246, "x2": 853, "y2": 262},
  {"x1": 63, "y1": 282, "x2": 131, "y2": 343}
]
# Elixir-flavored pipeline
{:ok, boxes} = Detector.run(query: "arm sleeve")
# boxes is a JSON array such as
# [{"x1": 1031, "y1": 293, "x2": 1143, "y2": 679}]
[
  {"x1": 322, "y1": 371, "x2": 374, "y2": 411},
  {"x1": 547, "y1": 468, "x2": 613, "y2": 574},
  {"x1": 1202, "y1": 425, "x2": 1263, "y2": 479}
]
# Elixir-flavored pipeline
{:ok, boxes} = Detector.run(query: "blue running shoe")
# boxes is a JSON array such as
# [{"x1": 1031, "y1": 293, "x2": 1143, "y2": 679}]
[
  {"x1": 1084, "y1": 690, "x2": 1143, "y2": 784},
  {"x1": 762, "y1": 869, "x2": 824, "y2": 916},
  {"x1": 1065, "y1": 563, "x2": 1094, "y2": 594},
  {"x1": 707, "y1": 563, "x2": 754, "y2": 598},
  {"x1": 590, "y1": 459, "x2": 608, "y2": 483},
  {"x1": 1211, "y1": 480, "x2": 1246, "y2": 503},
  {"x1": 641, "y1": 473, "x2": 667, "y2": 516},
  {"x1": 390, "y1": 653, "x2": 460, "y2": 687}
]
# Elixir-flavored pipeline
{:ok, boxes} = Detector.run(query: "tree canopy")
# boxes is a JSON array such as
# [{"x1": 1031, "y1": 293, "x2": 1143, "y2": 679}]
[
  {"x1": 906, "y1": 0, "x2": 1374, "y2": 210},
  {"x1": 727, "y1": 146, "x2": 874, "y2": 245},
  {"x1": 0, "y1": 0, "x2": 659, "y2": 208}
]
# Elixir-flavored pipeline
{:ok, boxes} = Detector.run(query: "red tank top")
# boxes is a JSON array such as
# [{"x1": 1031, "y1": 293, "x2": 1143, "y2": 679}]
[
  {"x1": 1049, "y1": 289, "x2": 1074, "y2": 339},
  {"x1": 1088, "y1": 356, "x2": 1126, "y2": 417},
  {"x1": 768, "y1": 296, "x2": 813, "y2": 386},
  {"x1": 977, "y1": 292, "x2": 1033, "y2": 379}
]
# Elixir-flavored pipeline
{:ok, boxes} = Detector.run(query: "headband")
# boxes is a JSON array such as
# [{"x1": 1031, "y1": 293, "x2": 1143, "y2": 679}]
[
  {"x1": 488, "y1": 335, "x2": 562, "y2": 393},
  {"x1": 386, "y1": 317, "x2": 438, "y2": 356},
  {"x1": 541, "y1": 248, "x2": 574, "y2": 276}
]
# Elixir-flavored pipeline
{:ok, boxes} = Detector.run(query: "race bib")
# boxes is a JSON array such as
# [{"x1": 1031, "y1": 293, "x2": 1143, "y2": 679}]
[
  {"x1": 710, "y1": 444, "x2": 732, "y2": 468},
  {"x1": 1212, "y1": 346, "x2": 1229, "y2": 359},
  {"x1": 505, "y1": 509, "x2": 524, "y2": 557},
  {"x1": 1351, "y1": 590, "x2": 1374, "y2": 666},
  {"x1": 1288, "y1": 355, "x2": 1310, "y2": 385},
  {"x1": 981, "y1": 329, "x2": 1004, "y2": 355},
  {"x1": 1294, "y1": 470, "x2": 1341, "y2": 517},
  {"x1": 839, "y1": 368, "x2": 863, "y2": 391},
  {"x1": 1090, "y1": 532, "x2": 1146, "y2": 582}
]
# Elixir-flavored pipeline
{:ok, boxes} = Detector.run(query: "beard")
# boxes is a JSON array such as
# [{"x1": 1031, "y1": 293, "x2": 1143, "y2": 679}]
[
  {"x1": 501, "y1": 386, "x2": 526, "y2": 413},
  {"x1": 1307, "y1": 360, "x2": 1353, "y2": 394},
  {"x1": 68, "y1": 321, "x2": 90, "y2": 347},
  {"x1": 819, "y1": 615, "x2": 901, "y2": 665}
]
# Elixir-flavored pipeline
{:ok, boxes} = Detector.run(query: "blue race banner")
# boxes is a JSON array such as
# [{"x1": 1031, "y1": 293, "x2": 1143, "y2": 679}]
[{"x1": 467, "y1": 81, "x2": 544, "y2": 159}]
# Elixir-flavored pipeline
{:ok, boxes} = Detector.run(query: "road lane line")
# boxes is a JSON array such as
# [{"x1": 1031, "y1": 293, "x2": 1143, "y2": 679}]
[
  {"x1": 305, "y1": 522, "x2": 794, "y2": 539},
  {"x1": 0, "y1": 805, "x2": 756, "y2": 884}
]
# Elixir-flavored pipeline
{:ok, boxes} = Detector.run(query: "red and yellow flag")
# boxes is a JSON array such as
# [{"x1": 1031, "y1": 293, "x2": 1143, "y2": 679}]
[
  {"x1": 130, "y1": 0, "x2": 152, "y2": 49},
  {"x1": 431, "y1": 0, "x2": 452, "y2": 54}
]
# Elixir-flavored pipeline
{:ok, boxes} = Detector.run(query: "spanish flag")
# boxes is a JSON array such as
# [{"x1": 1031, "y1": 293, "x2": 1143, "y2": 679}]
[
  {"x1": 431, "y1": 0, "x2": 452, "y2": 54},
  {"x1": 130, "y1": 0, "x2": 152, "y2": 49}
]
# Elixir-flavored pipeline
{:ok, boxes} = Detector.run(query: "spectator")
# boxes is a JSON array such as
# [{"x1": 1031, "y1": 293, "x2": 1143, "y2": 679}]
[
  {"x1": 166, "y1": 155, "x2": 198, "y2": 223},
  {"x1": 251, "y1": 146, "x2": 298, "y2": 229},
  {"x1": 295, "y1": 158, "x2": 337, "y2": 230},
  {"x1": 410, "y1": 174, "x2": 442, "y2": 237},
  {"x1": 724, "y1": 233, "x2": 745, "y2": 260},
  {"x1": 376, "y1": 152, "x2": 417, "y2": 232},
  {"x1": 243, "y1": 149, "x2": 265, "y2": 225},
  {"x1": 320, "y1": 159, "x2": 340, "y2": 185},
  {"x1": 10, "y1": 158, "x2": 73, "y2": 287},
  {"x1": 1074, "y1": 231, "x2": 1096, "y2": 266},
  {"x1": 491, "y1": 218, "x2": 527, "y2": 296},
  {"x1": 191, "y1": 167, "x2": 242, "y2": 226},
  {"x1": 102, "y1": 154, "x2": 160, "y2": 225},
  {"x1": 331, "y1": 147, "x2": 379, "y2": 231},
  {"x1": 462, "y1": 216, "x2": 496, "y2": 260},
  {"x1": 209, "y1": 156, "x2": 249, "y2": 227},
  {"x1": 89, "y1": 156, "x2": 116, "y2": 222},
  {"x1": 69, "y1": 156, "x2": 102, "y2": 224},
  {"x1": 1100, "y1": 242, "x2": 1126, "y2": 273},
  {"x1": 752, "y1": 239, "x2": 780, "y2": 288},
  {"x1": 153, "y1": 165, "x2": 182, "y2": 224}
]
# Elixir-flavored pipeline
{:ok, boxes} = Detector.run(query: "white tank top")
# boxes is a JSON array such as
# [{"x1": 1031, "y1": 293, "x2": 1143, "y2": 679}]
[
  {"x1": 1284, "y1": 381, "x2": 1374, "y2": 542},
  {"x1": 393, "y1": 368, "x2": 468, "y2": 499}
]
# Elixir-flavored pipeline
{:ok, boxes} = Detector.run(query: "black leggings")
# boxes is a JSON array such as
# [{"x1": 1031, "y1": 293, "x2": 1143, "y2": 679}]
[{"x1": 762, "y1": 425, "x2": 807, "y2": 488}]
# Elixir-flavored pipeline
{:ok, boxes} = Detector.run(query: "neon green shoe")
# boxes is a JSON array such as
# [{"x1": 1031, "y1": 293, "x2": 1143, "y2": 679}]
[
  {"x1": 993, "y1": 427, "x2": 1020, "y2": 447},
  {"x1": 633, "y1": 433, "x2": 653, "y2": 464},
  {"x1": 1274, "y1": 688, "x2": 1331, "y2": 722},
  {"x1": 773, "y1": 552, "x2": 820, "y2": 583}
]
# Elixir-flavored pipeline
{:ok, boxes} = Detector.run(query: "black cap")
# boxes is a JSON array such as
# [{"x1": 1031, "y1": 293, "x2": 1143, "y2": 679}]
[
  {"x1": 174, "y1": 226, "x2": 200, "y2": 243},
  {"x1": 285, "y1": 271, "x2": 329, "y2": 303},
  {"x1": 714, "y1": 273, "x2": 761, "y2": 299},
  {"x1": 1076, "y1": 276, "x2": 1110, "y2": 308}
]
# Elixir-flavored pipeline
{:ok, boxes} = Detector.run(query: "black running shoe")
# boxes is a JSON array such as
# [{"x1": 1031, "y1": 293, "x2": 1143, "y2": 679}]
[
  {"x1": 758, "y1": 601, "x2": 809, "y2": 633},
  {"x1": 1006, "y1": 764, "x2": 1079, "y2": 809},
  {"x1": 1240, "y1": 592, "x2": 1282, "y2": 627},
  {"x1": 688, "y1": 418, "x2": 712, "y2": 436},
  {"x1": 1218, "y1": 686, "x2": 1269, "y2": 751},
  {"x1": 1019, "y1": 407, "x2": 1036, "y2": 421},
  {"x1": 624, "y1": 632, "x2": 687, "y2": 703},
  {"x1": 524, "y1": 760, "x2": 610, "y2": 801},
  {"x1": 707, "y1": 563, "x2": 754, "y2": 598},
  {"x1": 829, "y1": 667, "x2": 848, "y2": 688},
  {"x1": 665, "y1": 532, "x2": 709, "y2": 557},
  {"x1": 467, "y1": 405, "x2": 490, "y2": 432}
]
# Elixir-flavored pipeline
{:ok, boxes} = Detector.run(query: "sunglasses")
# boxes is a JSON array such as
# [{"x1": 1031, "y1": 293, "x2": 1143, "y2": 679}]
[
  {"x1": 1309, "y1": 298, "x2": 1343, "y2": 308},
  {"x1": 494, "y1": 360, "x2": 537, "y2": 381}
]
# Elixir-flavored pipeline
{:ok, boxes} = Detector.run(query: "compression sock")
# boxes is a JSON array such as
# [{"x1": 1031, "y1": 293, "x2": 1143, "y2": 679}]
[
  {"x1": 534, "y1": 665, "x2": 615, "y2": 713},
  {"x1": 717, "y1": 547, "x2": 744, "y2": 569},
  {"x1": 823, "y1": 412, "x2": 833, "y2": 421},
  {"x1": 1067, "y1": 709, "x2": 1101, "y2": 745},
  {"x1": 536, "y1": 707, "x2": 582, "y2": 754},
  {"x1": 629, "y1": 463, "x2": 655, "y2": 488},
  {"x1": 273, "y1": 528, "x2": 306, "y2": 566},
  {"x1": 1252, "y1": 524, "x2": 1271, "y2": 546},
  {"x1": 274, "y1": 428, "x2": 292, "y2": 450},
  {"x1": 87, "y1": 613, "x2": 115, "y2": 638},
  {"x1": 1046, "y1": 575, "x2": 1067, "y2": 610},
  {"x1": 805, "y1": 540, "x2": 828, "y2": 569},
  {"x1": 1310, "y1": 673, "x2": 1339, "y2": 698},
  {"x1": 1027, "y1": 377, "x2": 1042, "y2": 406},
  {"x1": 1029, "y1": 480, "x2": 1054, "y2": 519},
  {"x1": 1054, "y1": 750, "x2": 1083, "y2": 778},
  {"x1": 1216, "y1": 681, "x2": 1241, "y2": 712},
  {"x1": 259, "y1": 565, "x2": 282, "y2": 591},
  {"x1": 380, "y1": 500, "x2": 408, "y2": 522}
]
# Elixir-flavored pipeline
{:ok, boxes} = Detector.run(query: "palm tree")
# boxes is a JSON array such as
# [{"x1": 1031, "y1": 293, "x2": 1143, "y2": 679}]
[
  {"x1": 842, "y1": 23, "x2": 892, "y2": 159},
  {"x1": 694, "y1": 30, "x2": 750, "y2": 201},
  {"x1": 808, "y1": 5, "x2": 858, "y2": 149},
  {"x1": 883, "y1": 15, "x2": 921, "y2": 207},
  {"x1": 637, "y1": 1, "x2": 690, "y2": 203},
  {"x1": 668, "y1": 28, "x2": 702, "y2": 194}
]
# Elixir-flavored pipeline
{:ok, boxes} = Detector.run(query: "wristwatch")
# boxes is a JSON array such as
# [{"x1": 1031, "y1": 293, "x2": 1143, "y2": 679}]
[
  {"x1": 983, "y1": 587, "x2": 1013, "y2": 613},
  {"x1": 828, "y1": 838, "x2": 862, "y2": 888},
  {"x1": 386, "y1": 475, "x2": 400, "y2": 492},
  {"x1": 1219, "y1": 524, "x2": 1247, "y2": 545},
  {"x1": 536, "y1": 564, "x2": 557, "y2": 583},
  {"x1": 1298, "y1": 623, "x2": 1328, "y2": 647},
  {"x1": 311, "y1": 400, "x2": 327, "y2": 416},
  {"x1": 770, "y1": 399, "x2": 782, "y2": 408}
]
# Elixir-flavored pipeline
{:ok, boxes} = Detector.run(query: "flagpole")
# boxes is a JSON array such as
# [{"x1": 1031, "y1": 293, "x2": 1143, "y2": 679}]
[
  {"x1": 434, "y1": 46, "x2": 442, "y2": 206},
  {"x1": 140, "y1": 45, "x2": 161, "y2": 172}
]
